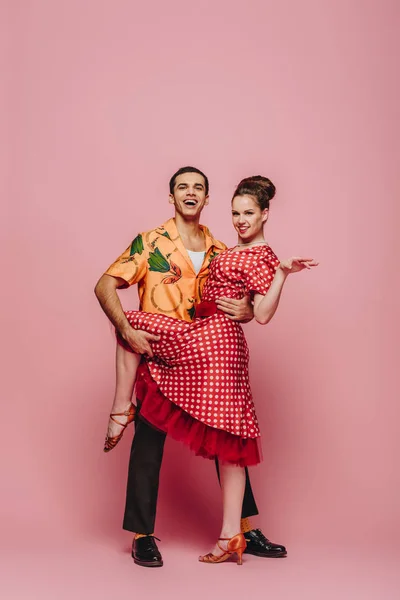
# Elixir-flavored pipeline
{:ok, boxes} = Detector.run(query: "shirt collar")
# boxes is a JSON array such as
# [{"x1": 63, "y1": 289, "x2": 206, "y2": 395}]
[{"x1": 156, "y1": 218, "x2": 225, "y2": 253}]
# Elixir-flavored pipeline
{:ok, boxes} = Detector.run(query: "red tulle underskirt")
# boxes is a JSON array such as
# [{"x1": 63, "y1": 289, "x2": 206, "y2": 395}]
[{"x1": 135, "y1": 363, "x2": 261, "y2": 467}]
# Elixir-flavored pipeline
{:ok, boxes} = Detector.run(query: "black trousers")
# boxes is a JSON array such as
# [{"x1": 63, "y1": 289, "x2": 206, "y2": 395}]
[{"x1": 123, "y1": 417, "x2": 259, "y2": 534}]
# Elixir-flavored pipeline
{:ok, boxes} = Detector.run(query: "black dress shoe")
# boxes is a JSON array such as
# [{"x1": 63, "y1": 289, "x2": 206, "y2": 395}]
[
  {"x1": 243, "y1": 529, "x2": 287, "y2": 558},
  {"x1": 132, "y1": 536, "x2": 163, "y2": 567}
]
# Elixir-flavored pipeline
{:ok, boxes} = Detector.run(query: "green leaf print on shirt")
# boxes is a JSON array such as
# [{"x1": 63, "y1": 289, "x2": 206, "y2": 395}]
[
  {"x1": 130, "y1": 234, "x2": 144, "y2": 256},
  {"x1": 148, "y1": 247, "x2": 171, "y2": 273}
]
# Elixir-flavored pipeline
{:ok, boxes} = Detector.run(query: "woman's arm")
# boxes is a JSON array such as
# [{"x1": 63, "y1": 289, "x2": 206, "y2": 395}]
[
  {"x1": 253, "y1": 257, "x2": 318, "y2": 325},
  {"x1": 253, "y1": 268, "x2": 287, "y2": 325}
]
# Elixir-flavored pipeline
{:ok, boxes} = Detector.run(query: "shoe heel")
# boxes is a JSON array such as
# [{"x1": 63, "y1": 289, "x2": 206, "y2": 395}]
[{"x1": 236, "y1": 547, "x2": 245, "y2": 565}]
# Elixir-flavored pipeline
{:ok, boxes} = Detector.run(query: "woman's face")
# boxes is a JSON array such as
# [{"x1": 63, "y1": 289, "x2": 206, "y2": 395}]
[{"x1": 231, "y1": 194, "x2": 268, "y2": 242}]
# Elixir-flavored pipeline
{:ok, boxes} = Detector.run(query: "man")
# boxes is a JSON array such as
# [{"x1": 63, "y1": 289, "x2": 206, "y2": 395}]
[{"x1": 94, "y1": 166, "x2": 287, "y2": 567}]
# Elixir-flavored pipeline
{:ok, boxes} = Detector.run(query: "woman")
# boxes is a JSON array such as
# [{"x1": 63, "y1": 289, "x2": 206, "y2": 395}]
[{"x1": 104, "y1": 176, "x2": 318, "y2": 564}]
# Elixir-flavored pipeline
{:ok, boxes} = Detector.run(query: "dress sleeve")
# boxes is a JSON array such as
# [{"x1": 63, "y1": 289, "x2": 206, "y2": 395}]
[
  {"x1": 104, "y1": 233, "x2": 148, "y2": 288},
  {"x1": 245, "y1": 248, "x2": 280, "y2": 296}
]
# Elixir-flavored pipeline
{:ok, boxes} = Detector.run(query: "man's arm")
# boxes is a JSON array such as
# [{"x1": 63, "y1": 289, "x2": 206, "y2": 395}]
[
  {"x1": 215, "y1": 295, "x2": 254, "y2": 322},
  {"x1": 94, "y1": 274, "x2": 159, "y2": 356}
]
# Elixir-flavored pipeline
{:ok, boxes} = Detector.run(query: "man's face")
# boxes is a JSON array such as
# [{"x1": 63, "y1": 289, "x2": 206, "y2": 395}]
[{"x1": 169, "y1": 172, "x2": 209, "y2": 220}]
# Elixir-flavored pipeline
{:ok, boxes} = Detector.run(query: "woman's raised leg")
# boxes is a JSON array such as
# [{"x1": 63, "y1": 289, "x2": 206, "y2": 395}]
[{"x1": 104, "y1": 343, "x2": 141, "y2": 452}]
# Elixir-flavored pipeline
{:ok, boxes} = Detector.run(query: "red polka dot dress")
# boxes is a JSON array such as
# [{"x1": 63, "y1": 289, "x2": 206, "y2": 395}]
[{"x1": 125, "y1": 245, "x2": 280, "y2": 466}]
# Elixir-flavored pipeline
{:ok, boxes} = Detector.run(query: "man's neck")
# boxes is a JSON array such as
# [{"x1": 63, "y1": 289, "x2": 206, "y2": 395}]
[{"x1": 174, "y1": 213, "x2": 206, "y2": 251}]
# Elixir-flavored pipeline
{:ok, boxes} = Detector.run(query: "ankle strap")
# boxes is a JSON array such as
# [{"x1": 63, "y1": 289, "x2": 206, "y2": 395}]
[{"x1": 218, "y1": 533, "x2": 243, "y2": 541}]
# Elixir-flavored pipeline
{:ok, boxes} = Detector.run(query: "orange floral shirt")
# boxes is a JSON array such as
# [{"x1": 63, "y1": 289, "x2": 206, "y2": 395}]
[{"x1": 105, "y1": 218, "x2": 226, "y2": 322}]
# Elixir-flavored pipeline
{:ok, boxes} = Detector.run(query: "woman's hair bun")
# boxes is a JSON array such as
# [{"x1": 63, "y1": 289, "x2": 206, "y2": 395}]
[{"x1": 233, "y1": 176, "x2": 276, "y2": 209}]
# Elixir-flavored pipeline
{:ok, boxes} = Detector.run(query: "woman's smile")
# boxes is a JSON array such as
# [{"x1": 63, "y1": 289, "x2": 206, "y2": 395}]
[{"x1": 232, "y1": 194, "x2": 269, "y2": 243}]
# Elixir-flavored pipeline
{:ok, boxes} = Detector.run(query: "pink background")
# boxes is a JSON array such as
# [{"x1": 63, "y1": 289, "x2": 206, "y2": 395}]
[{"x1": 3, "y1": 0, "x2": 400, "y2": 597}]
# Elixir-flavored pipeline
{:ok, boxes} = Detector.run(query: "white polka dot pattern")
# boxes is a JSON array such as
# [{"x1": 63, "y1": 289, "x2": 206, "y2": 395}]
[
  {"x1": 126, "y1": 246, "x2": 279, "y2": 440},
  {"x1": 203, "y1": 245, "x2": 280, "y2": 301}
]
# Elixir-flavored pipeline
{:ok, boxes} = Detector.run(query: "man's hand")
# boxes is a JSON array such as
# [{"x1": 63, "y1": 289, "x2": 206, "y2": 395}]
[
  {"x1": 215, "y1": 295, "x2": 254, "y2": 322},
  {"x1": 120, "y1": 327, "x2": 160, "y2": 357}
]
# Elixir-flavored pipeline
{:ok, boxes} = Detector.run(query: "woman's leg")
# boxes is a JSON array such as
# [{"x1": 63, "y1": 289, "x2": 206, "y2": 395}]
[
  {"x1": 207, "y1": 463, "x2": 246, "y2": 556},
  {"x1": 106, "y1": 343, "x2": 141, "y2": 439},
  {"x1": 105, "y1": 307, "x2": 180, "y2": 441}
]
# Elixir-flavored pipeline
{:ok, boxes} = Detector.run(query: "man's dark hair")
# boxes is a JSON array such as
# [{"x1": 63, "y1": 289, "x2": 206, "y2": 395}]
[{"x1": 169, "y1": 166, "x2": 209, "y2": 195}]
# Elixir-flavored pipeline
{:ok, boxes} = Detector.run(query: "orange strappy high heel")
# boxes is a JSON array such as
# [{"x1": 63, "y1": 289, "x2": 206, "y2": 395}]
[
  {"x1": 198, "y1": 533, "x2": 247, "y2": 565},
  {"x1": 103, "y1": 404, "x2": 136, "y2": 452}
]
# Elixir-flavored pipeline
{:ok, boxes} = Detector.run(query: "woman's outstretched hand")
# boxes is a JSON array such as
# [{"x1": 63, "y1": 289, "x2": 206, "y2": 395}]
[{"x1": 278, "y1": 257, "x2": 319, "y2": 275}]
